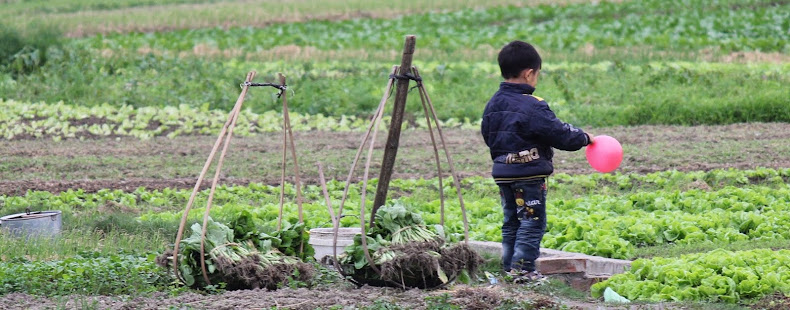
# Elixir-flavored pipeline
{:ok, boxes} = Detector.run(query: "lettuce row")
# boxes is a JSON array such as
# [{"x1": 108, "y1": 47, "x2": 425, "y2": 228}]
[
  {"x1": 593, "y1": 249, "x2": 790, "y2": 303},
  {"x1": 3, "y1": 172, "x2": 789, "y2": 260}
]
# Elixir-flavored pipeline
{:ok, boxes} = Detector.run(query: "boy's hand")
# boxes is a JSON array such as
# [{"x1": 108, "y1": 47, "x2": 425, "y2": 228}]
[{"x1": 586, "y1": 133, "x2": 595, "y2": 145}]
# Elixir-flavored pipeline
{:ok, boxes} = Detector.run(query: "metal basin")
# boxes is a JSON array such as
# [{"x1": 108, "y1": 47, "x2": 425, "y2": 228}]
[{"x1": 0, "y1": 210, "x2": 62, "y2": 238}]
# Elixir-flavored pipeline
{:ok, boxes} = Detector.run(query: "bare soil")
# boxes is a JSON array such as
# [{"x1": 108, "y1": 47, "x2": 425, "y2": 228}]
[
  {"x1": 0, "y1": 283, "x2": 666, "y2": 310},
  {"x1": 0, "y1": 285, "x2": 548, "y2": 310},
  {"x1": 749, "y1": 292, "x2": 790, "y2": 310},
  {"x1": 1, "y1": 123, "x2": 789, "y2": 195}
]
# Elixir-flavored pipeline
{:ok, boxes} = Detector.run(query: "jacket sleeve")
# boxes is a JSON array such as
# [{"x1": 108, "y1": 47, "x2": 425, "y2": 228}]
[
  {"x1": 481, "y1": 114, "x2": 489, "y2": 146},
  {"x1": 481, "y1": 108, "x2": 493, "y2": 148},
  {"x1": 532, "y1": 103, "x2": 590, "y2": 151}
]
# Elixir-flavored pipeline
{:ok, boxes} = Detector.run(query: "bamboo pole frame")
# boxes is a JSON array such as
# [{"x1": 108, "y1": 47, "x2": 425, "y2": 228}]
[
  {"x1": 171, "y1": 72, "x2": 304, "y2": 286},
  {"x1": 329, "y1": 36, "x2": 469, "y2": 288}
]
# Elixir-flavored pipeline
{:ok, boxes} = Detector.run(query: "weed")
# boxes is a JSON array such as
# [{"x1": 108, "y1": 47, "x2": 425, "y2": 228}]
[
  {"x1": 425, "y1": 293, "x2": 460, "y2": 310},
  {"x1": 0, "y1": 23, "x2": 24, "y2": 65},
  {"x1": 533, "y1": 279, "x2": 588, "y2": 301},
  {"x1": 0, "y1": 22, "x2": 63, "y2": 75},
  {"x1": 0, "y1": 252, "x2": 176, "y2": 296},
  {"x1": 362, "y1": 300, "x2": 405, "y2": 310}
]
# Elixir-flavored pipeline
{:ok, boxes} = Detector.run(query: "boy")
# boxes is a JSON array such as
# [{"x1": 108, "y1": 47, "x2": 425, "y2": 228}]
[{"x1": 481, "y1": 41, "x2": 594, "y2": 282}]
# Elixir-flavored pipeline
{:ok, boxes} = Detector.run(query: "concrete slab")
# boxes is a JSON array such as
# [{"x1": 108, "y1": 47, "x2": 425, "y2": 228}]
[
  {"x1": 467, "y1": 241, "x2": 571, "y2": 258},
  {"x1": 537, "y1": 257, "x2": 588, "y2": 274},
  {"x1": 467, "y1": 240, "x2": 502, "y2": 257},
  {"x1": 467, "y1": 240, "x2": 632, "y2": 280},
  {"x1": 584, "y1": 256, "x2": 631, "y2": 276}
]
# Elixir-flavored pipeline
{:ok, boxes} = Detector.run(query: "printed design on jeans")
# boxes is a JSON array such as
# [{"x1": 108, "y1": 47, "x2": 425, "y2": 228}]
[
  {"x1": 515, "y1": 188, "x2": 524, "y2": 206},
  {"x1": 514, "y1": 189, "x2": 535, "y2": 220},
  {"x1": 534, "y1": 182, "x2": 546, "y2": 220}
]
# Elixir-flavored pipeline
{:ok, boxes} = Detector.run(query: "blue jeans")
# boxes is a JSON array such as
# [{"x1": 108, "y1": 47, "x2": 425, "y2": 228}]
[{"x1": 499, "y1": 179, "x2": 547, "y2": 272}]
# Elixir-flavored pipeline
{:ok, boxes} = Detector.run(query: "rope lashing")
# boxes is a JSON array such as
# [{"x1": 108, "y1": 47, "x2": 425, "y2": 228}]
[
  {"x1": 388, "y1": 73, "x2": 423, "y2": 95},
  {"x1": 241, "y1": 81, "x2": 287, "y2": 98},
  {"x1": 388, "y1": 73, "x2": 422, "y2": 82}
]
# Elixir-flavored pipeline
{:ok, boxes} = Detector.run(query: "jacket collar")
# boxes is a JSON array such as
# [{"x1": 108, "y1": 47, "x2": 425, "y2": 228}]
[{"x1": 499, "y1": 82, "x2": 535, "y2": 95}]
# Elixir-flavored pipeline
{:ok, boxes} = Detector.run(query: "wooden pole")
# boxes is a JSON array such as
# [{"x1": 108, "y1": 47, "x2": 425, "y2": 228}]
[
  {"x1": 172, "y1": 71, "x2": 255, "y2": 284},
  {"x1": 280, "y1": 73, "x2": 305, "y2": 224},
  {"x1": 371, "y1": 35, "x2": 416, "y2": 225}
]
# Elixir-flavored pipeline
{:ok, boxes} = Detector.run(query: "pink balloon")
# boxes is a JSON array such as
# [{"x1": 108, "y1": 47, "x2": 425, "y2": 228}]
[{"x1": 585, "y1": 135, "x2": 623, "y2": 173}]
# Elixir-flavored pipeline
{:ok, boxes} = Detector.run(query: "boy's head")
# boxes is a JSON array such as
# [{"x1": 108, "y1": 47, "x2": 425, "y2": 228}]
[{"x1": 498, "y1": 41, "x2": 542, "y2": 87}]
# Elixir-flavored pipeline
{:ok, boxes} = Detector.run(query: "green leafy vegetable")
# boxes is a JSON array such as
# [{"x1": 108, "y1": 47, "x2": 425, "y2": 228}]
[
  {"x1": 592, "y1": 249, "x2": 790, "y2": 303},
  {"x1": 160, "y1": 216, "x2": 314, "y2": 290}
]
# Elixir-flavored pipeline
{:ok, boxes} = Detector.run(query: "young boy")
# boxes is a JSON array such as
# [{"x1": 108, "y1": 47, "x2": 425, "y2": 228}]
[{"x1": 481, "y1": 41, "x2": 594, "y2": 282}]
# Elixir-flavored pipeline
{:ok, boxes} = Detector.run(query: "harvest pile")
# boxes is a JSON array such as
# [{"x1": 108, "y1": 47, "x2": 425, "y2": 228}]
[
  {"x1": 339, "y1": 202, "x2": 482, "y2": 289},
  {"x1": 156, "y1": 213, "x2": 315, "y2": 290}
]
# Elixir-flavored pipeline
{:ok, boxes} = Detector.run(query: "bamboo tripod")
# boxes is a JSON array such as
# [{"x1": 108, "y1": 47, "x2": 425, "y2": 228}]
[
  {"x1": 170, "y1": 72, "x2": 305, "y2": 286},
  {"x1": 319, "y1": 36, "x2": 470, "y2": 285}
]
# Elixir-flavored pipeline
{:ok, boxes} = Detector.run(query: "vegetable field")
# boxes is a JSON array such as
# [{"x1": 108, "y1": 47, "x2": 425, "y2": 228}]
[{"x1": 1, "y1": 0, "x2": 789, "y2": 309}]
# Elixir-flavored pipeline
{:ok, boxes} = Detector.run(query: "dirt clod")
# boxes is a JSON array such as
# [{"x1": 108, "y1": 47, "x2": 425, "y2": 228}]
[{"x1": 452, "y1": 287, "x2": 503, "y2": 310}]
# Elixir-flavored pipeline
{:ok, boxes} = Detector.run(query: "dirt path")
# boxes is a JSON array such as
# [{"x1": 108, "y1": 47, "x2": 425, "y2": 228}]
[
  {"x1": 1, "y1": 123, "x2": 789, "y2": 195},
  {"x1": 0, "y1": 284, "x2": 642, "y2": 310}
]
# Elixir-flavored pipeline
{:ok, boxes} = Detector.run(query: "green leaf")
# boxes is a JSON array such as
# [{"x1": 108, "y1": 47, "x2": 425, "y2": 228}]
[{"x1": 437, "y1": 265, "x2": 448, "y2": 284}]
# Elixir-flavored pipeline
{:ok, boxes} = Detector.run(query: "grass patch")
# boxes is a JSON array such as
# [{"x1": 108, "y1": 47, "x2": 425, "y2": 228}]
[
  {"x1": 0, "y1": 252, "x2": 175, "y2": 296},
  {"x1": 533, "y1": 278, "x2": 589, "y2": 300},
  {"x1": 0, "y1": 226, "x2": 170, "y2": 262},
  {"x1": 0, "y1": 202, "x2": 173, "y2": 261},
  {"x1": 0, "y1": 22, "x2": 64, "y2": 75},
  {"x1": 476, "y1": 252, "x2": 503, "y2": 278}
]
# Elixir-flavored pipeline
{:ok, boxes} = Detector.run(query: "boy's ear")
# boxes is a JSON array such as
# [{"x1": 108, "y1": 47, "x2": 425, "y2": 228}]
[{"x1": 522, "y1": 68, "x2": 535, "y2": 80}]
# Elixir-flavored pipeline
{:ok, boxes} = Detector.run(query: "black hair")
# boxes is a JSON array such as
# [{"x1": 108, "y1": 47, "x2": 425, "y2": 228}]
[{"x1": 497, "y1": 41, "x2": 542, "y2": 79}]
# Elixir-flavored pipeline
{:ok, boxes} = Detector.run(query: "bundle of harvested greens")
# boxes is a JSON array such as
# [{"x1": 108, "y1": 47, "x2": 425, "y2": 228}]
[
  {"x1": 339, "y1": 201, "x2": 482, "y2": 289},
  {"x1": 157, "y1": 216, "x2": 314, "y2": 290},
  {"x1": 230, "y1": 210, "x2": 315, "y2": 261}
]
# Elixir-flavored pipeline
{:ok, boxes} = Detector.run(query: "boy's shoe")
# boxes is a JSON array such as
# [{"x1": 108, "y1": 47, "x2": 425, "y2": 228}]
[{"x1": 508, "y1": 270, "x2": 547, "y2": 284}]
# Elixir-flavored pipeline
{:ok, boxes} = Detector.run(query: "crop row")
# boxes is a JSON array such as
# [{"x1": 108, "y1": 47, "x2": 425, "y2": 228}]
[
  {"x1": 0, "y1": 99, "x2": 478, "y2": 140},
  {"x1": 2, "y1": 58, "x2": 788, "y2": 139},
  {"x1": 87, "y1": 0, "x2": 790, "y2": 53},
  {"x1": 592, "y1": 249, "x2": 790, "y2": 303},
  {"x1": 5, "y1": 168, "x2": 787, "y2": 212},
  {"x1": 543, "y1": 185, "x2": 790, "y2": 258},
  {"x1": 132, "y1": 184, "x2": 789, "y2": 260},
  {"x1": 81, "y1": 184, "x2": 790, "y2": 260},
  {"x1": 3, "y1": 169, "x2": 789, "y2": 260}
]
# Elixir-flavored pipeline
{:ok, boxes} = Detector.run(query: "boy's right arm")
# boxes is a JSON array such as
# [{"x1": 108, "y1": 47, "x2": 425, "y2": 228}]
[{"x1": 533, "y1": 103, "x2": 591, "y2": 151}]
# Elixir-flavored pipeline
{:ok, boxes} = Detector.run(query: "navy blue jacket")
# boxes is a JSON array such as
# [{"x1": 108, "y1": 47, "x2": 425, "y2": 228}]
[{"x1": 481, "y1": 82, "x2": 590, "y2": 183}]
